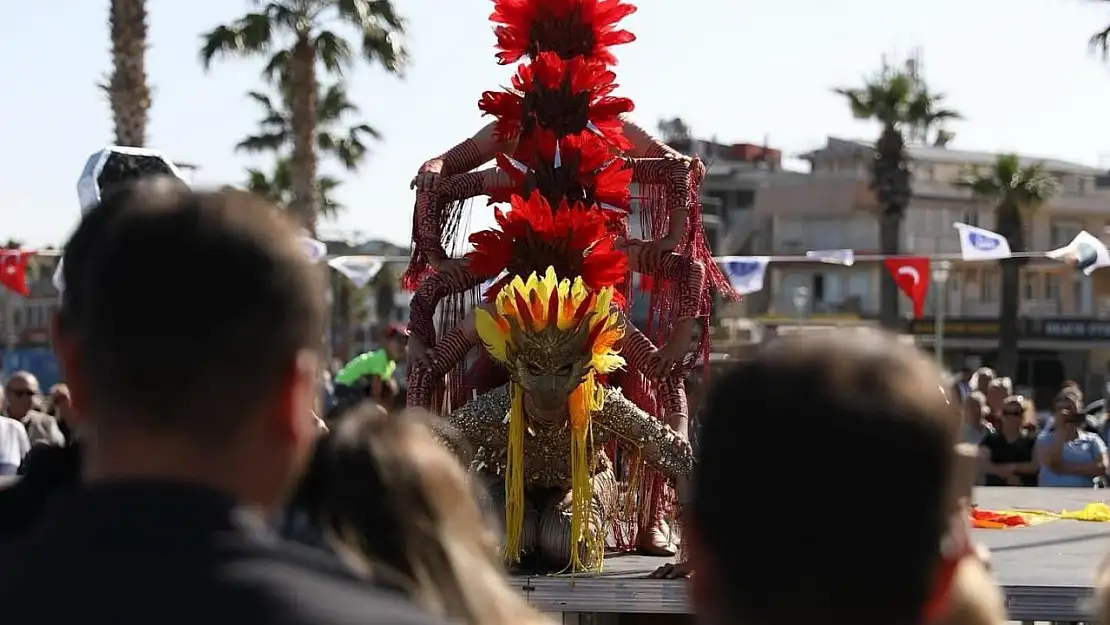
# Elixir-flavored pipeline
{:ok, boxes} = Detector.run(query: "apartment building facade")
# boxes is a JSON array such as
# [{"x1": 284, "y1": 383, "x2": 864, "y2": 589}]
[
  {"x1": 0, "y1": 254, "x2": 62, "y2": 388},
  {"x1": 747, "y1": 137, "x2": 1110, "y2": 398}
]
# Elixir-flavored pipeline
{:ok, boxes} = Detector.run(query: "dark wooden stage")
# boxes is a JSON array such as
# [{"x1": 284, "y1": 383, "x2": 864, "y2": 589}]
[{"x1": 511, "y1": 488, "x2": 1110, "y2": 621}]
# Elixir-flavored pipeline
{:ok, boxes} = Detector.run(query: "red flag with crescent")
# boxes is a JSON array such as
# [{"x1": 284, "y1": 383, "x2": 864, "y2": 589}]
[
  {"x1": 0, "y1": 249, "x2": 31, "y2": 296},
  {"x1": 883, "y1": 257, "x2": 930, "y2": 319}
]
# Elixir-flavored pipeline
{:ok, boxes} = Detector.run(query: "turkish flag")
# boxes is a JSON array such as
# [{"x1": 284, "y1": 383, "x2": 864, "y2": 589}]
[
  {"x1": 0, "y1": 249, "x2": 31, "y2": 296},
  {"x1": 883, "y1": 257, "x2": 930, "y2": 319}
]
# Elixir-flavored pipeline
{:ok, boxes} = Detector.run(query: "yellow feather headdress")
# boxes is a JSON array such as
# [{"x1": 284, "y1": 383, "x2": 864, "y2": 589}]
[{"x1": 475, "y1": 267, "x2": 624, "y2": 571}]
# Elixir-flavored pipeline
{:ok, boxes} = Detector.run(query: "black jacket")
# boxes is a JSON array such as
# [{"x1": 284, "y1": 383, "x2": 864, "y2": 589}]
[
  {"x1": 0, "y1": 443, "x2": 81, "y2": 543},
  {"x1": 0, "y1": 482, "x2": 446, "y2": 625}
]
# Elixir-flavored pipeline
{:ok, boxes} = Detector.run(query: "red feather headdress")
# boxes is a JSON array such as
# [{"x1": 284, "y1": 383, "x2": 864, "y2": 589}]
[
  {"x1": 490, "y1": 0, "x2": 637, "y2": 65},
  {"x1": 467, "y1": 191, "x2": 627, "y2": 300},
  {"x1": 479, "y1": 52, "x2": 633, "y2": 150},
  {"x1": 469, "y1": 0, "x2": 638, "y2": 297},
  {"x1": 491, "y1": 130, "x2": 631, "y2": 218}
]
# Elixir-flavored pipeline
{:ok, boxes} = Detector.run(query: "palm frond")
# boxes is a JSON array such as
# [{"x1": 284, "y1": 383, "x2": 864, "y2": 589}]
[
  {"x1": 833, "y1": 87, "x2": 874, "y2": 121},
  {"x1": 236, "y1": 132, "x2": 289, "y2": 153},
  {"x1": 317, "y1": 83, "x2": 360, "y2": 122},
  {"x1": 314, "y1": 30, "x2": 355, "y2": 74},
  {"x1": 198, "y1": 13, "x2": 274, "y2": 69},
  {"x1": 1093, "y1": 24, "x2": 1110, "y2": 59},
  {"x1": 335, "y1": 0, "x2": 409, "y2": 74}
]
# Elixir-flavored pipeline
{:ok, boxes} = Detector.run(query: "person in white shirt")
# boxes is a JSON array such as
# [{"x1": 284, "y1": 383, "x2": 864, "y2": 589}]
[{"x1": 0, "y1": 385, "x2": 30, "y2": 475}]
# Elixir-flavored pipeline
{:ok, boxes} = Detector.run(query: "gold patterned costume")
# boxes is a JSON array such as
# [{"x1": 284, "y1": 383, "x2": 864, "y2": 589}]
[{"x1": 438, "y1": 269, "x2": 693, "y2": 571}]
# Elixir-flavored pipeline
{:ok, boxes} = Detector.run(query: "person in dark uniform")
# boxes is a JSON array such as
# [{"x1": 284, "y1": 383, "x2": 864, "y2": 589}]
[{"x1": 0, "y1": 181, "x2": 445, "y2": 625}]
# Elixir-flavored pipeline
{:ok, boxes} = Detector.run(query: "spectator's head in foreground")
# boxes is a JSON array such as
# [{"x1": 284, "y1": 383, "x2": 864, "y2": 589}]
[
  {"x1": 53, "y1": 180, "x2": 325, "y2": 513},
  {"x1": 293, "y1": 404, "x2": 547, "y2": 625},
  {"x1": 690, "y1": 330, "x2": 965, "y2": 625}
]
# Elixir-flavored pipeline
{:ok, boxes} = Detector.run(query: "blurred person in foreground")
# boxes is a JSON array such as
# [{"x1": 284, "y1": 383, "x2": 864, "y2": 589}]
[
  {"x1": 677, "y1": 330, "x2": 999, "y2": 625},
  {"x1": 0, "y1": 182, "x2": 445, "y2": 625},
  {"x1": 289, "y1": 403, "x2": 552, "y2": 625},
  {"x1": 4, "y1": 372, "x2": 64, "y2": 448},
  {"x1": 1036, "y1": 389, "x2": 1108, "y2": 488}
]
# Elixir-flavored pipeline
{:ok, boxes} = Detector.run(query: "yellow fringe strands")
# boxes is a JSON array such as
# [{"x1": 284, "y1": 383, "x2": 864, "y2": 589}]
[{"x1": 502, "y1": 384, "x2": 527, "y2": 563}]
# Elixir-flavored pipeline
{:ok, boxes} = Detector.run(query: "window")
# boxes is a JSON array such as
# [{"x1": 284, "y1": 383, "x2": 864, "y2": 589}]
[
  {"x1": 960, "y1": 210, "x2": 980, "y2": 228},
  {"x1": 812, "y1": 274, "x2": 826, "y2": 302},
  {"x1": 1074, "y1": 277, "x2": 1088, "y2": 315},
  {"x1": 1022, "y1": 272, "x2": 1038, "y2": 302},
  {"x1": 980, "y1": 271, "x2": 999, "y2": 303},
  {"x1": 1044, "y1": 273, "x2": 1061, "y2": 301},
  {"x1": 1051, "y1": 220, "x2": 1083, "y2": 248}
]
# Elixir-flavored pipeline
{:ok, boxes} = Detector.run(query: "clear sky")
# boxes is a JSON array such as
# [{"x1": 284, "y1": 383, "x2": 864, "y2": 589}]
[{"x1": 5, "y1": 0, "x2": 1110, "y2": 248}]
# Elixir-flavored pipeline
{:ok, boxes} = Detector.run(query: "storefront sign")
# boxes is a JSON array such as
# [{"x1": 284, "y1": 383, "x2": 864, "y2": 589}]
[
  {"x1": 906, "y1": 318, "x2": 1001, "y2": 339},
  {"x1": 1030, "y1": 319, "x2": 1110, "y2": 340},
  {"x1": 907, "y1": 317, "x2": 1110, "y2": 341}
]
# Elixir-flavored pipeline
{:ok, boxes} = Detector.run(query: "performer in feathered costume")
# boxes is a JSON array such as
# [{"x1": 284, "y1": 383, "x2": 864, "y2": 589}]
[
  {"x1": 439, "y1": 268, "x2": 693, "y2": 571},
  {"x1": 407, "y1": 0, "x2": 723, "y2": 566}
]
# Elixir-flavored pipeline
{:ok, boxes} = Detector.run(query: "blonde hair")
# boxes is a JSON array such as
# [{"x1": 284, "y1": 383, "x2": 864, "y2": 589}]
[
  {"x1": 302, "y1": 406, "x2": 551, "y2": 625},
  {"x1": 930, "y1": 557, "x2": 1006, "y2": 625}
]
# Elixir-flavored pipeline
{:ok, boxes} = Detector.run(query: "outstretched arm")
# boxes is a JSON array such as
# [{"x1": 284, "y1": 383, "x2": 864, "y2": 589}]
[
  {"x1": 429, "y1": 386, "x2": 511, "y2": 458},
  {"x1": 622, "y1": 118, "x2": 685, "y2": 160},
  {"x1": 595, "y1": 388, "x2": 694, "y2": 479},
  {"x1": 411, "y1": 122, "x2": 509, "y2": 190}
]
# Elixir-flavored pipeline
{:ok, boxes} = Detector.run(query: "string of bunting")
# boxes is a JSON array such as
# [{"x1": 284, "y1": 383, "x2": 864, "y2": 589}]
[
  {"x1": 4, "y1": 223, "x2": 1107, "y2": 308},
  {"x1": 720, "y1": 222, "x2": 1110, "y2": 319}
]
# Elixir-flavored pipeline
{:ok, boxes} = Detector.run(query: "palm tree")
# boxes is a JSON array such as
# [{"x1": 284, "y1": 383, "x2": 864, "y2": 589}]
[
  {"x1": 238, "y1": 84, "x2": 380, "y2": 171},
  {"x1": 1091, "y1": 0, "x2": 1110, "y2": 57},
  {"x1": 835, "y1": 66, "x2": 960, "y2": 328},
  {"x1": 957, "y1": 155, "x2": 1059, "y2": 377},
  {"x1": 246, "y1": 158, "x2": 346, "y2": 218},
  {"x1": 200, "y1": 0, "x2": 408, "y2": 234},
  {"x1": 105, "y1": 0, "x2": 151, "y2": 146}
]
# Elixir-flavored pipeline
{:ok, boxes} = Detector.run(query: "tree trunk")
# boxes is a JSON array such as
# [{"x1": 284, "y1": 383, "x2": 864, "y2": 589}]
[
  {"x1": 288, "y1": 34, "x2": 319, "y2": 235},
  {"x1": 107, "y1": 0, "x2": 150, "y2": 147},
  {"x1": 994, "y1": 202, "x2": 1027, "y2": 378},
  {"x1": 878, "y1": 211, "x2": 902, "y2": 328},
  {"x1": 374, "y1": 270, "x2": 396, "y2": 326},
  {"x1": 872, "y1": 127, "x2": 912, "y2": 329},
  {"x1": 996, "y1": 258, "x2": 1020, "y2": 378}
]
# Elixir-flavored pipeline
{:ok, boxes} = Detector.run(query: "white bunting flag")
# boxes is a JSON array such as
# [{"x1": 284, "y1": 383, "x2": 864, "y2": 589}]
[
  {"x1": 299, "y1": 236, "x2": 327, "y2": 263},
  {"x1": 1047, "y1": 231, "x2": 1110, "y2": 275},
  {"x1": 720, "y1": 256, "x2": 771, "y2": 295},
  {"x1": 327, "y1": 256, "x2": 384, "y2": 289},
  {"x1": 806, "y1": 249, "x2": 855, "y2": 267},
  {"x1": 953, "y1": 223, "x2": 1011, "y2": 261}
]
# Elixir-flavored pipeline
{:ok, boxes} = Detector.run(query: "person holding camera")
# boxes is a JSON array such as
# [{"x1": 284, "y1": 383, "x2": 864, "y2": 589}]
[{"x1": 1035, "y1": 389, "x2": 1109, "y2": 487}]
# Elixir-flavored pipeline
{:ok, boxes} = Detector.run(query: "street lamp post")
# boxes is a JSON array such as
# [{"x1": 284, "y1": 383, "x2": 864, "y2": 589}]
[
  {"x1": 792, "y1": 286, "x2": 810, "y2": 329},
  {"x1": 932, "y1": 260, "x2": 952, "y2": 370}
]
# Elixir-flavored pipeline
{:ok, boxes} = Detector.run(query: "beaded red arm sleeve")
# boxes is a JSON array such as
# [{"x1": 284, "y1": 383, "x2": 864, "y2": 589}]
[
  {"x1": 419, "y1": 139, "x2": 485, "y2": 177},
  {"x1": 625, "y1": 157, "x2": 688, "y2": 223},
  {"x1": 620, "y1": 323, "x2": 689, "y2": 418},
  {"x1": 404, "y1": 140, "x2": 487, "y2": 290},
  {"x1": 413, "y1": 170, "x2": 489, "y2": 268},
  {"x1": 409, "y1": 171, "x2": 504, "y2": 347},
  {"x1": 406, "y1": 324, "x2": 479, "y2": 410}
]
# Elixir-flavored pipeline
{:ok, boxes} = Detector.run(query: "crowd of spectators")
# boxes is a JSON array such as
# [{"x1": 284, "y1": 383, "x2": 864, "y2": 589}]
[{"x1": 953, "y1": 367, "x2": 1110, "y2": 488}]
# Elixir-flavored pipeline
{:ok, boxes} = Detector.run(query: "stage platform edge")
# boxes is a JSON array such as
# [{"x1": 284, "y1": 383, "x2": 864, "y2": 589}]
[{"x1": 514, "y1": 570, "x2": 1095, "y2": 620}]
